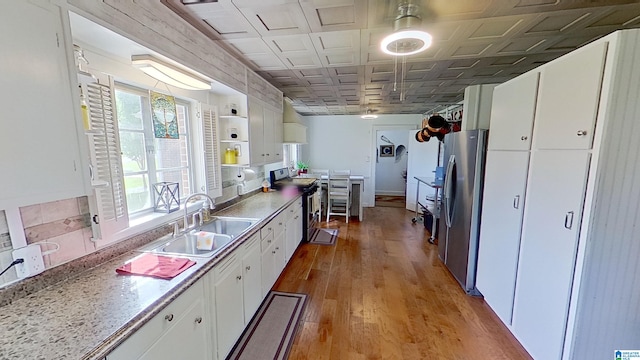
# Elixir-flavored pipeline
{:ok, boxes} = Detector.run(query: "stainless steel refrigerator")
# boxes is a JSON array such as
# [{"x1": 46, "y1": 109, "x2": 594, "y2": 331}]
[{"x1": 438, "y1": 129, "x2": 487, "y2": 295}]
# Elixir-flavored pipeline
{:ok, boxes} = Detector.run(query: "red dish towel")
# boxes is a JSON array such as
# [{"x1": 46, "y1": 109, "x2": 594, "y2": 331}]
[{"x1": 116, "y1": 254, "x2": 196, "y2": 280}]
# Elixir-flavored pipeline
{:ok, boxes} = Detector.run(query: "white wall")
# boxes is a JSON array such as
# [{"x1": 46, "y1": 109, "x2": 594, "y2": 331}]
[
  {"x1": 304, "y1": 115, "x2": 422, "y2": 207},
  {"x1": 374, "y1": 129, "x2": 410, "y2": 195}
]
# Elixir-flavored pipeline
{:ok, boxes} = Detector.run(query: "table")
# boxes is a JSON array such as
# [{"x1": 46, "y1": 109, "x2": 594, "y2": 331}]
[{"x1": 413, "y1": 176, "x2": 441, "y2": 243}]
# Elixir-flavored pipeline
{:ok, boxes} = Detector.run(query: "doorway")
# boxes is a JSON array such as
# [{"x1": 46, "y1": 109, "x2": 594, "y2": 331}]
[{"x1": 372, "y1": 127, "x2": 413, "y2": 208}]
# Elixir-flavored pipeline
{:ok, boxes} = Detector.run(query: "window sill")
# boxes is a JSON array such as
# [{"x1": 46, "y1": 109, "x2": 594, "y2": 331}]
[{"x1": 96, "y1": 202, "x2": 204, "y2": 249}]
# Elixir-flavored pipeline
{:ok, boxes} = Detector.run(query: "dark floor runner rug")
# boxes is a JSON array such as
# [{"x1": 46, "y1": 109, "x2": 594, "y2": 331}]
[
  {"x1": 308, "y1": 228, "x2": 338, "y2": 245},
  {"x1": 227, "y1": 291, "x2": 308, "y2": 360}
]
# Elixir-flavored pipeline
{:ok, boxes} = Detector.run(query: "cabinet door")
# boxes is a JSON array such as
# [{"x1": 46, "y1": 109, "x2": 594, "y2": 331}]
[
  {"x1": 533, "y1": 41, "x2": 608, "y2": 150},
  {"x1": 284, "y1": 214, "x2": 296, "y2": 263},
  {"x1": 108, "y1": 281, "x2": 206, "y2": 360},
  {"x1": 261, "y1": 239, "x2": 276, "y2": 296},
  {"x1": 0, "y1": 1, "x2": 84, "y2": 206},
  {"x1": 214, "y1": 255, "x2": 244, "y2": 359},
  {"x1": 512, "y1": 150, "x2": 590, "y2": 360},
  {"x1": 274, "y1": 229, "x2": 286, "y2": 276},
  {"x1": 263, "y1": 108, "x2": 275, "y2": 163},
  {"x1": 139, "y1": 298, "x2": 208, "y2": 360},
  {"x1": 249, "y1": 100, "x2": 264, "y2": 165},
  {"x1": 476, "y1": 150, "x2": 530, "y2": 325},
  {"x1": 242, "y1": 235, "x2": 262, "y2": 323},
  {"x1": 273, "y1": 110, "x2": 284, "y2": 163},
  {"x1": 488, "y1": 72, "x2": 539, "y2": 151}
]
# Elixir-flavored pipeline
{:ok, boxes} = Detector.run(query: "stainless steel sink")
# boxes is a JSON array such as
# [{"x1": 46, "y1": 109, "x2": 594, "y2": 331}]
[
  {"x1": 200, "y1": 216, "x2": 259, "y2": 238},
  {"x1": 144, "y1": 232, "x2": 233, "y2": 258},
  {"x1": 141, "y1": 216, "x2": 259, "y2": 258}
]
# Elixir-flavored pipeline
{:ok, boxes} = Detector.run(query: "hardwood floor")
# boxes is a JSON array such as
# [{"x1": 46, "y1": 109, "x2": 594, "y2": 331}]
[{"x1": 274, "y1": 207, "x2": 531, "y2": 360}]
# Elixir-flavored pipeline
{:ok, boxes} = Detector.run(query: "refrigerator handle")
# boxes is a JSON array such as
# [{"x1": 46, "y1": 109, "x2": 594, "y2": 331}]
[
  {"x1": 513, "y1": 195, "x2": 520, "y2": 209},
  {"x1": 444, "y1": 155, "x2": 455, "y2": 227}
]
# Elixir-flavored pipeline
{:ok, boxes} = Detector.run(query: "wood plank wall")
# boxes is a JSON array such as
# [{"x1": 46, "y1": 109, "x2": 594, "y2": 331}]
[{"x1": 571, "y1": 30, "x2": 640, "y2": 359}]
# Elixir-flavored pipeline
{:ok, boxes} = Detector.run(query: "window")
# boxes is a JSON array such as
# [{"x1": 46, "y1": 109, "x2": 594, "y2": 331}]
[
  {"x1": 283, "y1": 143, "x2": 300, "y2": 170},
  {"x1": 115, "y1": 85, "x2": 193, "y2": 214}
]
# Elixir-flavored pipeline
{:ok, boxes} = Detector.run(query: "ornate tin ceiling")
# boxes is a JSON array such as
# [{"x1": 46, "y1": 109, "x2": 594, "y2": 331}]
[{"x1": 163, "y1": 0, "x2": 640, "y2": 115}]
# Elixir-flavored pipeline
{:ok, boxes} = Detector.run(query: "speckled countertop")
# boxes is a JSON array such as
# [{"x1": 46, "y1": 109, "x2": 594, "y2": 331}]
[{"x1": 0, "y1": 191, "x2": 298, "y2": 360}]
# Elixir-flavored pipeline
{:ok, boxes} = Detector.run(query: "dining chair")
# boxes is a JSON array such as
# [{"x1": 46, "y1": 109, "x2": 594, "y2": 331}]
[
  {"x1": 309, "y1": 169, "x2": 329, "y2": 221},
  {"x1": 326, "y1": 169, "x2": 351, "y2": 223}
]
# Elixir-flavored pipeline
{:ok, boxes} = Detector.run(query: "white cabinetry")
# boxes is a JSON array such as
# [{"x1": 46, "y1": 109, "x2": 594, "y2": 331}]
[
  {"x1": 513, "y1": 150, "x2": 590, "y2": 360},
  {"x1": 241, "y1": 234, "x2": 262, "y2": 323},
  {"x1": 260, "y1": 212, "x2": 288, "y2": 295},
  {"x1": 213, "y1": 253, "x2": 244, "y2": 359},
  {"x1": 486, "y1": 72, "x2": 539, "y2": 151},
  {"x1": 476, "y1": 151, "x2": 530, "y2": 325},
  {"x1": 284, "y1": 200, "x2": 303, "y2": 263},
  {"x1": 107, "y1": 281, "x2": 209, "y2": 360},
  {"x1": 478, "y1": 30, "x2": 640, "y2": 360},
  {"x1": 0, "y1": 1, "x2": 85, "y2": 207},
  {"x1": 261, "y1": 228, "x2": 276, "y2": 297},
  {"x1": 532, "y1": 41, "x2": 607, "y2": 150},
  {"x1": 248, "y1": 97, "x2": 283, "y2": 166}
]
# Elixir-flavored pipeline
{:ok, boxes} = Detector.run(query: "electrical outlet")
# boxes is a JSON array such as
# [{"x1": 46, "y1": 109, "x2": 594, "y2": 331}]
[{"x1": 12, "y1": 244, "x2": 45, "y2": 278}]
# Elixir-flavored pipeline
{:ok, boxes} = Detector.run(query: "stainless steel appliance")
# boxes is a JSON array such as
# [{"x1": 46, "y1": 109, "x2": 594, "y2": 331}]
[
  {"x1": 269, "y1": 168, "x2": 319, "y2": 242},
  {"x1": 438, "y1": 130, "x2": 487, "y2": 295}
]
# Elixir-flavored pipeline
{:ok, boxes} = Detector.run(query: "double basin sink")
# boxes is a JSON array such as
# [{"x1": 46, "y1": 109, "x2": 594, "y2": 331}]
[{"x1": 142, "y1": 217, "x2": 260, "y2": 258}]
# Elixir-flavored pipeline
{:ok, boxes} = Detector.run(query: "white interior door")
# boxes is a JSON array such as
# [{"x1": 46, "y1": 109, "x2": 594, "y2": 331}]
[
  {"x1": 513, "y1": 149, "x2": 591, "y2": 360},
  {"x1": 476, "y1": 150, "x2": 530, "y2": 325},
  {"x1": 487, "y1": 71, "x2": 539, "y2": 151},
  {"x1": 533, "y1": 41, "x2": 608, "y2": 150}
]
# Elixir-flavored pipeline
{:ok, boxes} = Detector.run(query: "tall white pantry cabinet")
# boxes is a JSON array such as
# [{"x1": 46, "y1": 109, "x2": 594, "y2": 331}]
[{"x1": 476, "y1": 29, "x2": 640, "y2": 360}]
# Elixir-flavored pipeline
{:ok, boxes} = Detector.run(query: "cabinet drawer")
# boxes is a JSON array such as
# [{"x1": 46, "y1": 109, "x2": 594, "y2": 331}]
[
  {"x1": 108, "y1": 280, "x2": 204, "y2": 359},
  {"x1": 260, "y1": 218, "x2": 276, "y2": 239},
  {"x1": 213, "y1": 252, "x2": 240, "y2": 282}
]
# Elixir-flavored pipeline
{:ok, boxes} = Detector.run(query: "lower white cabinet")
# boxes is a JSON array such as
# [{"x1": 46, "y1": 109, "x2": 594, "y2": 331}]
[
  {"x1": 107, "y1": 281, "x2": 209, "y2": 360},
  {"x1": 512, "y1": 150, "x2": 591, "y2": 360},
  {"x1": 284, "y1": 205, "x2": 302, "y2": 263},
  {"x1": 213, "y1": 253, "x2": 245, "y2": 359},
  {"x1": 261, "y1": 229, "x2": 277, "y2": 297},
  {"x1": 242, "y1": 234, "x2": 262, "y2": 323},
  {"x1": 476, "y1": 150, "x2": 530, "y2": 325}
]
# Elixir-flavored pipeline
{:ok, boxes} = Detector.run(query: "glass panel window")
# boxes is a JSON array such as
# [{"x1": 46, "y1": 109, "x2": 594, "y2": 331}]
[{"x1": 115, "y1": 85, "x2": 192, "y2": 215}]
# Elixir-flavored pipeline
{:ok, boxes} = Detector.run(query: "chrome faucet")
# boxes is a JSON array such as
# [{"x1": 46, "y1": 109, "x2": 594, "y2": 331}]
[{"x1": 177, "y1": 193, "x2": 215, "y2": 236}]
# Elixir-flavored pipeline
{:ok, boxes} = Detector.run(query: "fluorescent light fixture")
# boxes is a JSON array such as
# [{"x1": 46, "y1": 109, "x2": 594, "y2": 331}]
[
  {"x1": 381, "y1": 30, "x2": 432, "y2": 56},
  {"x1": 131, "y1": 55, "x2": 211, "y2": 90}
]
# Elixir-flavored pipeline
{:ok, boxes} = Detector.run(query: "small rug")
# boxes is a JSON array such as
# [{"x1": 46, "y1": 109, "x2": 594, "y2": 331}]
[
  {"x1": 308, "y1": 228, "x2": 338, "y2": 245},
  {"x1": 375, "y1": 195, "x2": 406, "y2": 208},
  {"x1": 228, "y1": 291, "x2": 308, "y2": 360}
]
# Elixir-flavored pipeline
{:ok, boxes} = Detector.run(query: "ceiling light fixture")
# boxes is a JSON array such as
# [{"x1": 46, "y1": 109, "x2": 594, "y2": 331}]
[
  {"x1": 131, "y1": 55, "x2": 211, "y2": 90},
  {"x1": 380, "y1": 3, "x2": 432, "y2": 57},
  {"x1": 361, "y1": 108, "x2": 378, "y2": 119}
]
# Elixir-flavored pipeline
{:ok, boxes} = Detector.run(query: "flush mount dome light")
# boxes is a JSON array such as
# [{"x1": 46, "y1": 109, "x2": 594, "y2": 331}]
[
  {"x1": 361, "y1": 108, "x2": 378, "y2": 119},
  {"x1": 132, "y1": 55, "x2": 211, "y2": 90},
  {"x1": 381, "y1": 3, "x2": 432, "y2": 56},
  {"x1": 381, "y1": 30, "x2": 432, "y2": 56}
]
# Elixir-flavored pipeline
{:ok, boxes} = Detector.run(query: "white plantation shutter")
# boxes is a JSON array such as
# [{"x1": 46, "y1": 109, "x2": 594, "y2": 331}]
[
  {"x1": 84, "y1": 74, "x2": 128, "y2": 239},
  {"x1": 201, "y1": 103, "x2": 222, "y2": 198}
]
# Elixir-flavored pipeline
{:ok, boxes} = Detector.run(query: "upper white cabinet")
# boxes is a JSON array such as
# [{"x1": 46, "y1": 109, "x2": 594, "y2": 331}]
[
  {"x1": 248, "y1": 97, "x2": 283, "y2": 166},
  {"x1": 0, "y1": 1, "x2": 85, "y2": 207},
  {"x1": 532, "y1": 41, "x2": 608, "y2": 150},
  {"x1": 487, "y1": 72, "x2": 539, "y2": 151}
]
